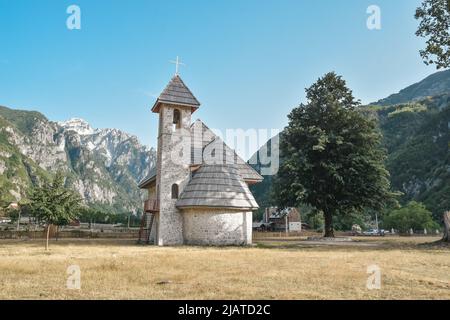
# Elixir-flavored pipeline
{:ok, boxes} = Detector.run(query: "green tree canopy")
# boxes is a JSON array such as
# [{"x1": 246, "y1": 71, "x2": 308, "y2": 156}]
[
  {"x1": 28, "y1": 171, "x2": 82, "y2": 249},
  {"x1": 273, "y1": 72, "x2": 393, "y2": 237},
  {"x1": 383, "y1": 201, "x2": 440, "y2": 233},
  {"x1": 415, "y1": 0, "x2": 450, "y2": 69}
]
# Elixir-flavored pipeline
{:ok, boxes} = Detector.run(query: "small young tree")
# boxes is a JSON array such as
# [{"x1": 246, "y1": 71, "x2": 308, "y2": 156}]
[
  {"x1": 28, "y1": 171, "x2": 82, "y2": 250},
  {"x1": 273, "y1": 72, "x2": 392, "y2": 237},
  {"x1": 415, "y1": 0, "x2": 450, "y2": 69}
]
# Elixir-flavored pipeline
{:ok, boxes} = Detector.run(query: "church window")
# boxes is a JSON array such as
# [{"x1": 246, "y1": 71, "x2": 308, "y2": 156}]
[
  {"x1": 173, "y1": 109, "x2": 181, "y2": 131},
  {"x1": 171, "y1": 184, "x2": 179, "y2": 199}
]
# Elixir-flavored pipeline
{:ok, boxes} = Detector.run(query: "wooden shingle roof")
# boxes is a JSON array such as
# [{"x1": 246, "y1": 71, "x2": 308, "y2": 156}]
[
  {"x1": 268, "y1": 207, "x2": 297, "y2": 219},
  {"x1": 138, "y1": 167, "x2": 157, "y2": 188},
  {"x1": 138, "y1": 119, "x2": 264, "y2": 191},
  {"x1": 190, "y1": 120, "x2": 263, "y2": 183},
  {"x1": 152, "y1": 75, "x2": 200, "y2": 113},
  {"x1": 176, "y1": 164, "x2": 259, "y2": 210}
]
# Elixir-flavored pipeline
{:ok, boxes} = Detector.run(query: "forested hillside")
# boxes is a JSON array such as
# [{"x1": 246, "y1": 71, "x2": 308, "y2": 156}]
[{"x1": 250, "y1": 74, "x2": 450, "y2": 221}]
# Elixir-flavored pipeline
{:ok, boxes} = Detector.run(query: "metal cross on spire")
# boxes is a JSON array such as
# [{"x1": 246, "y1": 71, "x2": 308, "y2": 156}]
[{"x1": 170, "y1": 56, "x2": 185, "y2": 75}]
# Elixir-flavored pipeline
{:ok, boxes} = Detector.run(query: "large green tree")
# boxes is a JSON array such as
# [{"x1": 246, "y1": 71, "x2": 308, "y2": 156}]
[
  {"x1": 273, "y1": 72, "x2": 392, "y2": 237},
  {"x1": 28, "y1": 171, "x2": 82, "y2": 250},
  {"x1": 415, "y1": 0, "x2": 450, "y2": 69}
]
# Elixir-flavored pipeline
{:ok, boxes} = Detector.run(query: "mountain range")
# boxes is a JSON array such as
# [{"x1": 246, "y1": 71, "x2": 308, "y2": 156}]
[
  {"x1": 250, "y1": 70, "x2": 450, "y2": 220},
  {"x1": 1, "y1": 69, "x2": 449, "y2": 218},
  {"x1": 0, "y1": 107, "x2": 156, "y2": 213}
]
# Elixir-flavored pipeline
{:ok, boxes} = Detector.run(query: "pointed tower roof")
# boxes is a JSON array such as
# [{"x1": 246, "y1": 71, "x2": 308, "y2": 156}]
[{"x1": 152, "y1": 75, "x2": 201, "y2": 113}]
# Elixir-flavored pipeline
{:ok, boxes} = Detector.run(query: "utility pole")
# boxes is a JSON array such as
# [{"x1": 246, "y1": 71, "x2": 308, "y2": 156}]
[
  {"x1": 375, "y1": 212, "x2": 379, "y2": 232},
  {"x1": 16, "y1": 208, "x2": 21, "y2": 232},
  {"x1": 285, "y1": 215, "x2": 288, "y2": 235}
]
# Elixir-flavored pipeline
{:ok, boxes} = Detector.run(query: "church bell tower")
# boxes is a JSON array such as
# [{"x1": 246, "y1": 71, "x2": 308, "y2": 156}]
[{"x1": 151, "y1": 71, "x2": 201, "y2": 245}]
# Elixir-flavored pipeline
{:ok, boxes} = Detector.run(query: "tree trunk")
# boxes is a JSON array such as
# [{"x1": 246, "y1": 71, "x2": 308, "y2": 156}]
[
  {"x1": 45, "y1": 224, "x2": 51, "y2": 251},
  {"x1": 443, "y1": 211, "x2": 450, "y2": 242},
  {"x1": 323, "y1": 211, "x2": 335, "y2": 238},
  {"x1": 16, "y1": 209, "x2": 21, "y2": 231}
]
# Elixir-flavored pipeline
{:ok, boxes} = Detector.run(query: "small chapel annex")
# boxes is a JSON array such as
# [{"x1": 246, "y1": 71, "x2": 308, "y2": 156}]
[{"x1": 138, "y1": 73, "x2": 263, "y2": 246}]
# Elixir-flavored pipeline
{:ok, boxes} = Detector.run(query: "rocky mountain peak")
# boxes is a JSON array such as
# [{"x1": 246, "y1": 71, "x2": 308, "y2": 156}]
[
  {"x1": 58, "y1": 118, "x2": 96, "y2": 135},
  {"x1": 0, "y1": 107, "x2": 156, "y2": 213}
]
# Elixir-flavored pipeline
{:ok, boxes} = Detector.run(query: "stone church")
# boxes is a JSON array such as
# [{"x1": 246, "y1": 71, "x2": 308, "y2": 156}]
[{"x1": 138, "y1": 74, "x2": 263, "y2": 246}]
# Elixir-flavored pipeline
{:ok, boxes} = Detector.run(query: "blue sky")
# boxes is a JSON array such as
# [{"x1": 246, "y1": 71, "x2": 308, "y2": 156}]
[{"x1": 0, "y1": 0, "x2": 435, "y2": 152}]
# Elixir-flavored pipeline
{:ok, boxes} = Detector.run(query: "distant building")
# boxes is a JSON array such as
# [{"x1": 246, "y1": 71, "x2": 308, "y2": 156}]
[
  {"x1": 259, "y1": 207, "x2": 302, "y2": 232},
  {"x1": 252, "y1": 221, "x2": 273, "y2": 231},
  {"x1": 7, "y1": 202, "x2": 19, "y2": 210}
]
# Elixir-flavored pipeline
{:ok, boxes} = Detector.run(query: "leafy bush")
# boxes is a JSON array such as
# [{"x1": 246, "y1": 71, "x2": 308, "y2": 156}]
[
  {"x1": 303, "y1": 209, "x2": 324, "y2": 231},
  {"x1": 383, "y1": 201, "x2": 440, "y2": 233}
]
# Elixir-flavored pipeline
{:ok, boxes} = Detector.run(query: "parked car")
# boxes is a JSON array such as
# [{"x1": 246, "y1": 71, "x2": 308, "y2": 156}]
[{"x1": 362, "y1": 229, "x2": 385, "y2": 236}]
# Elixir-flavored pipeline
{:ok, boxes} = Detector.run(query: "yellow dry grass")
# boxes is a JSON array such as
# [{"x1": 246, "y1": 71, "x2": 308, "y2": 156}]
[{"x1": 0, "y1": 237, "x2": 448, "y2": 300}]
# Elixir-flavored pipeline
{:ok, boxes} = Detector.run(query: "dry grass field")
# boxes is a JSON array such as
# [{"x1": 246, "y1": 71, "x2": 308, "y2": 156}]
[{"x1": 0, "y1": 237, "x2": 449, "y2": 300}]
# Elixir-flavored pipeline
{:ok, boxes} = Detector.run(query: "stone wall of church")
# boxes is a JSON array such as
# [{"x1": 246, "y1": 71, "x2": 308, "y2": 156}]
[
  {"x1": 182, "y1": 209, "x2": 253, "y2": 245},
  {"x1": 156, "y1": 104, "x2": 192, "y2": 246}
]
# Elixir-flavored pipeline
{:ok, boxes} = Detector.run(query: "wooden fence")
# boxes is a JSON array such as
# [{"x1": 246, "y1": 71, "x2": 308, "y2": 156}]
[
  {"x1": 0, "y1": 229, "x2": 139, "y2": 240},
  {"x1": 252, "y1": 231, "x2": 321, "y2": 239}
]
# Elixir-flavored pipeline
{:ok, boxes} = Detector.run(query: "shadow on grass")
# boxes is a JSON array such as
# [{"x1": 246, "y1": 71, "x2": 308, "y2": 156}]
[{"x1": 254, "y1": 237, "x2": 450, "y2": 253}]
